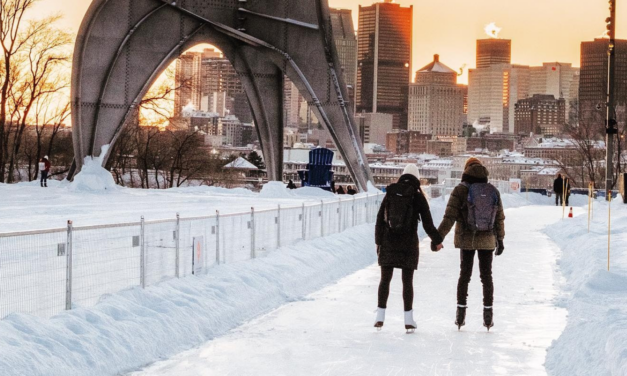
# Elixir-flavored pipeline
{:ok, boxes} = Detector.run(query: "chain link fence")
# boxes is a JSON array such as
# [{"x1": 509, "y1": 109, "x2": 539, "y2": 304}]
[{"x1": 0, "y1": 193, "x2": 384, "y2": 320}]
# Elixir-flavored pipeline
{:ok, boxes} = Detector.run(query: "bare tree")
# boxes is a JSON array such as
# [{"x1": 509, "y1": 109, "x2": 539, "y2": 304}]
[{"x1": 0, "y1": 0, "x2": 40, "y2": 181}]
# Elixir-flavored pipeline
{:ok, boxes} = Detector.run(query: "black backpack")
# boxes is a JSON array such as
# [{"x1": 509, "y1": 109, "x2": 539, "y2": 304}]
[{"x1": 384, "y1": 183, "x2": 417, "y2": 234}]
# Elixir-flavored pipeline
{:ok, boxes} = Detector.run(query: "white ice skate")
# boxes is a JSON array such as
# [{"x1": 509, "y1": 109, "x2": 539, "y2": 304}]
[
  {"x1": 374, "y1": 308, "x2": 385, "y2": 331},
  {"x1": 405, "y1": 310, "x2": 417, "y2": 333}
]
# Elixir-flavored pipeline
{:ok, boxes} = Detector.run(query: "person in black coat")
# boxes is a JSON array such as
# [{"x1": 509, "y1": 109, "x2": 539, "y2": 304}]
[
  {"x1": 374, "y1": 164, "x2": 443, "y2": 331},
  {"x1": 553, "y1": 174, "x2": 564, "y2": 206}
]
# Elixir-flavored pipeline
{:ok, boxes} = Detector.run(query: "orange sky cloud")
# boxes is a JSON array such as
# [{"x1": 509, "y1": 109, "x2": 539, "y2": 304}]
[{"x1": 33, "y1": 0, "x2": 627, "y2": 84}]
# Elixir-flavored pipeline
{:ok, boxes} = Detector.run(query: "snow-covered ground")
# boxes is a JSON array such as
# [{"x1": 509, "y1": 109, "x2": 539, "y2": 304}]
[{"x1": 0, "y1": 180, "x2": 624, "y2": 376}]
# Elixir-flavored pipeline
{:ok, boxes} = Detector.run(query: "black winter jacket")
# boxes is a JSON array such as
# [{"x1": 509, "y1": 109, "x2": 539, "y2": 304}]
[{"x1": 375, "y1": 174, "x2": 443, "y2": 270}]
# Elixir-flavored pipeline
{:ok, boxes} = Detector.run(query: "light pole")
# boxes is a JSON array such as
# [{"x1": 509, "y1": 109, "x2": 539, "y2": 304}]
[{"x1": 605, "y1": 0, "x2": 618, "y2": 200}]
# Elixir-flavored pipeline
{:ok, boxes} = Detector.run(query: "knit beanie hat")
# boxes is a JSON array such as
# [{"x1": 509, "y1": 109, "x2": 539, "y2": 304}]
[
  {"x1": 403, "y1": 164, "x2": 421, "y2": 180},
  {"x1": 465, "y1": 157, "x2": 482, "y2": 169}
]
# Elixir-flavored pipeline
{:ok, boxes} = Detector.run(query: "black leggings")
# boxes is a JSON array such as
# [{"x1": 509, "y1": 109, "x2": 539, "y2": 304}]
[{"x1": 377, "y1": 266, "x2": 414, "y2": 312}]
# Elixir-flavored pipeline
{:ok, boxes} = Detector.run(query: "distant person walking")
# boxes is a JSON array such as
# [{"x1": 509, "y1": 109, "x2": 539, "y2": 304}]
[
  {"x1": 286, "y1": 180, "x2": 297, "y2": 190},
  {"x1": 553, "y1": 174, "x2": 570, "y2": 206},
  {"x1": 374, "y1": 164, "x2": 443, "y2": 333},
  {"x1": 39, "y1": 156, "x2": 51, "y2": 188},
  {"x1": 347, "y1": 186, "x2": 357, "y2": 195},
  {"x1": 436, "y1": 157, "x2": 505, "y2": 331},
  {"x1": 337, "y1": 186, "x2": 346, "y2": 195}
]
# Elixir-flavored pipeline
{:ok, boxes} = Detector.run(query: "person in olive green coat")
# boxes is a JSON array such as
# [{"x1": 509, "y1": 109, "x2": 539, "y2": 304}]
[{"x1": 437, "y1": 157, "x2": 505, "y2": 330}]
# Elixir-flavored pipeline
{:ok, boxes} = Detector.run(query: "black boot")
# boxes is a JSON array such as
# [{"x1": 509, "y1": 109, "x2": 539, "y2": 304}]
[
  {"x1": 455, "y1": 306, "x2": 466, "y2": 330},
  {"x1": 483, "y1": 307, "x2": 494, "y2": 331}
]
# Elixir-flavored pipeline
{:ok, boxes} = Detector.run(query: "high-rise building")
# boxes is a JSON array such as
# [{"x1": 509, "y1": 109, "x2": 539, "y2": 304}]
[
  {"x1": 408, "y1": 54, "x2": 464, "y2": 136},
  {"x1": 529, "y1": 62, "x2": 579, "y2": 124},
  {"x1": 476, "y1": 39, "x2": 511, "y2": 68},
  {"x1": 579, "y1": 38, "x2": 627, "y2": 131},
  {"x1": 201, "y1": 53, "x2": 243, "y2": 99},
  {"x1": 357, "y1": 1, "x2": 412, "y2": 130},
  {"x1": 468, "y1": 63, "x2": 529, "y2": 134},
  {"x1": 174, "y1": 52, "x2": 203, "y2": 116},
  {"x1": 330, "y1": 8, "x2": 358, "y2": 90},
  {"x1": 284, "y1": 78, "x2": 301, "y2": 128},
  {"x1": 356, "y1": 112, "x2": 393, "y2": 145},
  {"x1": 514, "y1": 94, "x2": 566, "y2": 136}
]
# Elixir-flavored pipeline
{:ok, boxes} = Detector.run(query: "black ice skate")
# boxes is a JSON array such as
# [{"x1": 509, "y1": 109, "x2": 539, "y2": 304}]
[
  {"x1": 455, "y1": 305, "x2": 466, "y2": 331},
  {"x1": 483, "y1": 307, "x2": 494, "y2": 331}
]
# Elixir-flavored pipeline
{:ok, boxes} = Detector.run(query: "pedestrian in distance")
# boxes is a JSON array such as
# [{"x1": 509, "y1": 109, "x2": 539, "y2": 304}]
[
  {"x1": 553, "y1": 174, "x2": 564, "y2": 206},
  {"x1": 347, "y1": 186, "x2": 357, "y2": 195},
  {"x1": 435, "y1": 157, "x2": 505, "y2": 331},
  {"x1": 39, "y1": 156, "x2": 51, "y2": 188},
  {"x1": 286, "y1": 180, "x2": 297, "y2": 190},
  {"x1": 374, "y1": 164, "x2": 443, "y2": 333},
  {"x1": 336, "y1": 186, "x2": 346, "y2": 195}
]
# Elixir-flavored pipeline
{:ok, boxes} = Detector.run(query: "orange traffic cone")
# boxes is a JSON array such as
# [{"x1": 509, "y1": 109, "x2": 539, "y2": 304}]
[{"x1": 568, "y1": 207, "x2": 574, "y2": 218}]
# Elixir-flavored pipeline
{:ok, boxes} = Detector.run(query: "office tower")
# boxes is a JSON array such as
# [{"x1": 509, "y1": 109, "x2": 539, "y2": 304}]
[
  {"x1": 201, "y1": 53, "x2": 243, "y2": 99},
  {"x1": 284, "y1": 78, "x2": 301, "y2": 128},
  {"x1": 529, "y1": 62, "x2": 579, "y2": 123},
  {"x1": 357, "y1": 1, "x2": 413, "y2": 130},
  {"x1": 476, "y1": 39, "x2": 511, "y2": 68},
  {"x1": 579, "y1": 38, "x2": 627, "y2": 131},
  {"x1": 329, "y1": 8, "x2": 358, "y2": 89},
  {"x1": 408, "y1": 54, "x2": 464, "y2": 136},
  {"x1": 174, "y1": 52, "x2": 203, "y2": 116},
  {"x1": 356, "y1": 112, "x2": 393, "y2": 145},
  {"x1": 514, "y1": 94, "x2": 566, "y2": 136}
]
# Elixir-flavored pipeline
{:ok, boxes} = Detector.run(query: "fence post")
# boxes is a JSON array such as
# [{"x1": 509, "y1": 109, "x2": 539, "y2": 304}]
[
  {"x1": 366, "y1": 193, "x2": 370, "y2": 223},
  {"x1": 175, "y1": 213, "x2": 180, "y2": 278},
  {"x1": 352, "y1": 196, "x2": 356, "y2": 227},
  {"x1": 277, "y1": 204, "x2": 281, "y2": 248},
  {"x1": 320, "y1": 200, "x2": 324, "y2": 237},
  {"x1": 338, "y1": 198, "x2": 342, "y2": 233},
  {"x1": 302, "y1": 203, "x2": 306, "y2": 240},
  {"x1": 140, "y1": 216, "x2": 146, "y2": 289},
  {"x1": 251, "y1": 207, "x2": 256, "y2": 259},
  {"x1": 65, "y1": 220, "x2": 73, "y2": 311},
  {"x1": 216, "y1": 210, "x2": 220, "y2": 265}
]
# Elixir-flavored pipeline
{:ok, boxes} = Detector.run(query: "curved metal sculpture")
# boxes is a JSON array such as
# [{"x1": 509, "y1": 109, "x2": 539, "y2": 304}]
[{"x1": 71, "y1": 0, "x2": 374, "y2": 191}]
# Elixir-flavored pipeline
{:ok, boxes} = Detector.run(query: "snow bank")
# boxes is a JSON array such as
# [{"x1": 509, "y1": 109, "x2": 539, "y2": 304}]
[
  {"x1": 544, "y1": 200, "x2": 627, "y2": 376},
  {"x1": 258, "y1": 181, "x2": 293, "y2": 198},
  {"x1": 69, "y1": 145, "x2": 117, "y2": 193},
  {"x1": 0, "y1": 225, "x2": 376, "y2": 376}
]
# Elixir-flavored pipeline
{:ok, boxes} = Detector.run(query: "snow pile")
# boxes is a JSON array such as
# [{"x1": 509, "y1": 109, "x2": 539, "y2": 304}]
[
  {"x1": 0, "y1": 225, "x2": 376, "y2": 376},
  {"x1": 544, "y1": 199, "x2": 627, "y2": 375},
  {"x1": 258, "y1": 181, "x2": 294, "y2": 198},
  {"x1": 69, "y1": 145, "x2": 117, "y2": 193}
]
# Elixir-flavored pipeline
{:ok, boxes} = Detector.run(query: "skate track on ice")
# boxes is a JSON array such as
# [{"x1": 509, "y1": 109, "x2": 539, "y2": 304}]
[{"x1": 132, "y1": 206, "x2": 572, "y2": 376}]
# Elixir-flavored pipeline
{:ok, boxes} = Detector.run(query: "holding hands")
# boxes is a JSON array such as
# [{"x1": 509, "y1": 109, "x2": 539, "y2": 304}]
[{"x1": 431, "y1": 242, "x2": 444, "y2": 252}]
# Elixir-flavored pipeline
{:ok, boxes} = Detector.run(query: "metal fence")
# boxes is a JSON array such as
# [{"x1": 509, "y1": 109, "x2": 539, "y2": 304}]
[{"x1": 0, "y1": 193, "x2": 384, "y2": 320}]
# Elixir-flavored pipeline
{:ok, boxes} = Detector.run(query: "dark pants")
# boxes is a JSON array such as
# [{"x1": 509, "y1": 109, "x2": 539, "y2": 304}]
[
  {"x1": 378, "y1": 266, "x2": 414, "y2": 311},
  {"x1": 555, "y1": 193, "x2": 563, "y2": 206},
  {"x1": 457, "y1": 250, "x2": 494, "y2": 307},
  {"x1": 40, "y1": 171, "x2": 48, "y2": 186}
]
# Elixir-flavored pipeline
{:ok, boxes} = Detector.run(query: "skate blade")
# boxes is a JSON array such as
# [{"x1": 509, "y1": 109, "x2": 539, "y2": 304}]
[
  {"x1": 405, "y1": 325, "x2": 416, "y2": 334},
  {"x1": 374, "y1": 322, "x2": 383, "y2": 331}
]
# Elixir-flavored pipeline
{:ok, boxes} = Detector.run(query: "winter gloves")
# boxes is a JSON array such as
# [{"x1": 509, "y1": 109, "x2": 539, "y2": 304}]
[{"x1": 495, "y1": 240, "x2": 505, "y2": 256}]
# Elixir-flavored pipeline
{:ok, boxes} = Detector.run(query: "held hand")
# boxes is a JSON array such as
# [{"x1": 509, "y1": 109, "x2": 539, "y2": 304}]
[
  {"x1": 437, "y1": 244, "x2": 444, "y2": 251},
  {"x1": 431, "y1": 242, "x2": 443, "y2": 252},
  {"x1": 495, "y1": 240, "x2": 505, "y2": 256}
]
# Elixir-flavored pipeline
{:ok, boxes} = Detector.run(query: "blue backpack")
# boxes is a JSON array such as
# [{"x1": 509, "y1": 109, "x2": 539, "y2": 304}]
[{"x1": 461, "y1": 182, "x2": 499, "y2": 232}]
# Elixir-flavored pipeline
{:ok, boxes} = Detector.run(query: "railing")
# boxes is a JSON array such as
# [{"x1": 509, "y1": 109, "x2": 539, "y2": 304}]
[
  {"x1": 0, "y1": 193, "x2": 384, "y2": 320},
  {"x1": 424, "y1": 179, "x2": 515, "y2": 199}
]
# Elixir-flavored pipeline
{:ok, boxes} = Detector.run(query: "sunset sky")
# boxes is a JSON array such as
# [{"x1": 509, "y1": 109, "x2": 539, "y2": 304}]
[{"x1": 33, "y1": 0, "x2": 627, "y2": 84}]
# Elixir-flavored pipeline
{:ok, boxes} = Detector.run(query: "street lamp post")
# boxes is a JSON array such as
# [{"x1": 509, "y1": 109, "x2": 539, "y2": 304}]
[{"x1": 605, "y1": 0, "x2": 618, "y2": 200}]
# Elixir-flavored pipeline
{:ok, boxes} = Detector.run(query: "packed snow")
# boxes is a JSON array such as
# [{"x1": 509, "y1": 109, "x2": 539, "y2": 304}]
[{"x1": 0, "y1": 178, "x2": 624, "y2": 376}]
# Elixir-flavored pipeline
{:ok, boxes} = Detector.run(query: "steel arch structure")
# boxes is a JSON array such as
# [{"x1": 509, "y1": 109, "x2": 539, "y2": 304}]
[{"x1": 71, "y1": 0, "x2": 374, "y2": 191}]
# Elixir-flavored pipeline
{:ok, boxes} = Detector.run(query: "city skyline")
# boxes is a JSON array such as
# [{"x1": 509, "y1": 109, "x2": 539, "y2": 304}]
[{"x1": 33, "y1": 0, "x2": 627, "y2": 84}]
